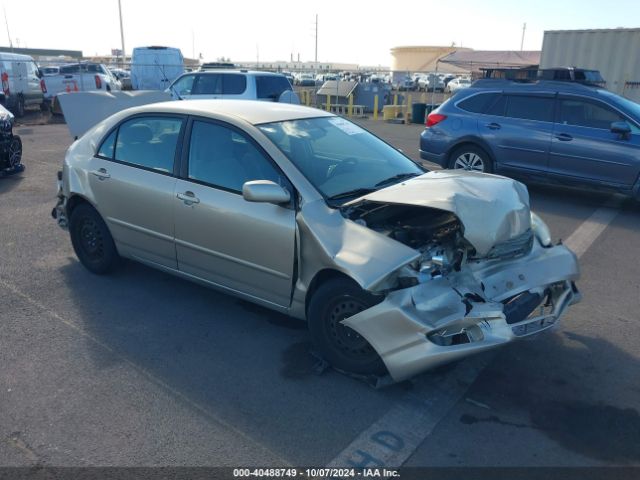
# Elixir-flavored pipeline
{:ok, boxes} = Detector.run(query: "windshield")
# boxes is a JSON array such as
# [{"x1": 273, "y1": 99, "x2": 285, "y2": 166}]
[
  {"x1": 258, "y1": 117, "x2": 424, "y2": 204},
  {"x1": 598, "y1": 90, "x2": 640, "y2": 123}
]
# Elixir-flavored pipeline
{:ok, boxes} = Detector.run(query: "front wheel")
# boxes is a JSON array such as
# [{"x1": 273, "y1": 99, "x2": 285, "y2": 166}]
[
  {"x1": 7, "y1": 136, "x2": 22, "y2": 169},
  {"x1": 15, "y1": 96, "x2": 25, "y2": 117},
  {"x1": 449, "y1": 145, "x2": 493, "y2": 173},
  {"x1": 308, "y1": 278, "x2": 386, "y2": 376},
  {"x1": 69, "y1": 203, "x2": 120, "y2": 274}
]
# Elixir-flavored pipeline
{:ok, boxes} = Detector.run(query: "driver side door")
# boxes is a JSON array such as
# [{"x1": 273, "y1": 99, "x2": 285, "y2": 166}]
[{"x1": 174, "y1": 119, "x2": 296, "y2": 307}]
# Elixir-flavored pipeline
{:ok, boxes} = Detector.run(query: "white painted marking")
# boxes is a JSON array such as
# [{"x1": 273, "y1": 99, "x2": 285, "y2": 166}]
[
  {"x1": 327, "y1": 197, "x2": 623, "y2": 468},
  {"x1": 563, "y1": 198, "x2": 622, "y2": 258},
  {"x1": 326, "y1": 358, "x2": 491, "y2": 468}
]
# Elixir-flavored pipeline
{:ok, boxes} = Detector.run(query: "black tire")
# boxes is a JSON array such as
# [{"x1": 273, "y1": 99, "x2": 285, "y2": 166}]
[
  {"x1": 308, "y1": 278, "x2": 386, "y2": 376},
  {"x1": 448, "y1": 144, "x2": 493, "y2": 173},
  {"x1": 40, "y1": 100, "x2": 50, "y2": 112},
  {"x1": 69, "y1": 203, "x2": 119, "y2": 274},
  {"x1": 7, "y1": 136, "x2": 22, "y2": 169},
  {"x1": 15, "y1": 95, "x2": 25, "y2": 117}
]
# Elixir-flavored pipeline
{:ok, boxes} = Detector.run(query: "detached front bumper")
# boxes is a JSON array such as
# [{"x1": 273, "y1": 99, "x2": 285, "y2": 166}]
[{"x1": 344, "y1": 242, "x2": 580, "y2": 382}]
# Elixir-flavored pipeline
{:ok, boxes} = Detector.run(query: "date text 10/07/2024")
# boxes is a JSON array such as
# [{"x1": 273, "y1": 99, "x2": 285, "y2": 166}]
[{"x1": 233, "y1": 468, "x2": 401, "y2": 478}]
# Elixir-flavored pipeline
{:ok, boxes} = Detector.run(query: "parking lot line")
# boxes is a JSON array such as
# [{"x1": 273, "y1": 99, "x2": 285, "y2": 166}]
[
  {"x1": 563, "y1": 197, "x2": 623, "y2": 258},
  {"x1": 326, "y1": 197, "x2": 623, "y2": 468},
  {"x1": 0, "y1": 276, "x2": 290, "y2": 467}
]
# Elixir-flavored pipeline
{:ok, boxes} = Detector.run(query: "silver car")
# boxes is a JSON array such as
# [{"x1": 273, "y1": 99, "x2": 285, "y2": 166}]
[{"x1": 52, "y1": 100, "x2": 580, "y2": 382}]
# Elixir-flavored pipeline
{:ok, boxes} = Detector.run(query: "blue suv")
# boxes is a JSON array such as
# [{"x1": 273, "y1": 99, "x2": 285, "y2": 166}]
[{"x1": 419, "y1": 80, "x2": 640, "y2": 198}]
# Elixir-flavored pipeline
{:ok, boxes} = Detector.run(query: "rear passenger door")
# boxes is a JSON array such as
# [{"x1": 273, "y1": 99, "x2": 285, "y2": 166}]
[
  {"x1": 191, "y1": 73, "x2": 222, "y2": 99},
  {"x1": 88, "y1": 115, "x2": 185, "y2": 268},
  {"x1": 480, "y1": 93, "x2": 555, "y2": 174},
  {"x1": 549, "y1": 96, "x2": 640, "y2": 187}
]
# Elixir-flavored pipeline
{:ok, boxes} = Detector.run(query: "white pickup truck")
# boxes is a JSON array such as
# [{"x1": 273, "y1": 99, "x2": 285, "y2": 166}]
[{"x1": 43, "y1": 62, "x2": 121, "y2": 100}]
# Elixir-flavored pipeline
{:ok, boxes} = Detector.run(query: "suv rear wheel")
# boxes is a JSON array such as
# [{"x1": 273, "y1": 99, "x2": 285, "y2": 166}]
[{"x1": 449, "y1": 145, "x2": 492, "y2": 173}]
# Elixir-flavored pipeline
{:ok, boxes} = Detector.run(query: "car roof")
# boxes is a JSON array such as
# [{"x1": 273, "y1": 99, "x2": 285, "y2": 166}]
[
  {"x1": 125, "y1": 99, "x2": 334, "y2": 125},
  {"x1": 191, "y1": 70, "x2": 285, "y2": 77},
  {"x1": 468, "y1": 79, "x2": 604, "y2": 94}
]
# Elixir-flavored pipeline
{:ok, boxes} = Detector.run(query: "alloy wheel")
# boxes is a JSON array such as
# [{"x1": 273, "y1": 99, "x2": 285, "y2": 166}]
[{"x1": 454, "y1": 152, "x2": 485, "y2": 172}]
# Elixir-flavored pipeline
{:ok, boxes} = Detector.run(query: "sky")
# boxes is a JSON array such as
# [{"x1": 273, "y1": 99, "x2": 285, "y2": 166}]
[{"x1": 3, "y1": 0, "x2": 640, "y2": 66}]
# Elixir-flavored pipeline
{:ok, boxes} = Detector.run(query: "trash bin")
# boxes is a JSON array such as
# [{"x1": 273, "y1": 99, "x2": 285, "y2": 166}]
[
  {"x1": 383, "y1": 105, "x2": 402, "y2": 120},
  {"x1": 425, "y1": 103, "x2": 440, "y2": 115},
  {"x1": 412, "y1": 103, "x2": 427, "y2": 124}
]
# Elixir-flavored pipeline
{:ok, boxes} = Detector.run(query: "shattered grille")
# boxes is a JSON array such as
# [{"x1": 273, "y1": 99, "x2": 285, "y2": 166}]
[{"x1": 485, "y1": 229, "x2": 534, "y2": 260}]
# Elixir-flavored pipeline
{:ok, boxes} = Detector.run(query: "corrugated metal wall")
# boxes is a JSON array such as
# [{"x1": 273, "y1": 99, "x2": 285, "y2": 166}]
[{"x1": 540, "y1": 29, "x2": 640, "y2": 102}]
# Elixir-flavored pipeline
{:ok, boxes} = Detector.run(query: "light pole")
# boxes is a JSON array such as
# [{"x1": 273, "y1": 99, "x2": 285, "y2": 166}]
[{"x1": 118, "y1": 0, "x2": 126, "y2": 68}]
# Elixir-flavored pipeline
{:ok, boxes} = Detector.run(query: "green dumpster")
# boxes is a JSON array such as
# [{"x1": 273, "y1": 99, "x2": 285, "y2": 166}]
[
  {"x1": 411, "y1": 103, "x2": 427, "y2": 124},
  {"x1": 425, "y1": 103, "x2": 441, "y2": 115}
]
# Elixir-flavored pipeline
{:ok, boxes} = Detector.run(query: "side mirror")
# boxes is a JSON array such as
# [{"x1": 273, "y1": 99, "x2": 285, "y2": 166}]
[
  {"x1": 611, "y1": 121, "x2": 631, "y2": 139},
  {"x1": 242, "y1": 180, "x2": 290, "y2": 205},
  {"x1": 36, "y1": 69, "x2": 43, "y2": 79}
]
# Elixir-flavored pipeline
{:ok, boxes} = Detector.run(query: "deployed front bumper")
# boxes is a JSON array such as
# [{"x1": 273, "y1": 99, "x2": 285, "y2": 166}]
[{"x1": 344, "y1": 242, "x2": 580, "y2": 382}]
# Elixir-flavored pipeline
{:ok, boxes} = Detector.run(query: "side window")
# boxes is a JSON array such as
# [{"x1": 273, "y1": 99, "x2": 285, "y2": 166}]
[
  {"x1": 97, "y1": 129, "x2": 117, "y2": 159},
  {"x1": 114, "y1": 116, "x2": 183, "y2": 173},
  {"x1": 505, "y1": 95, "x2": 554, "y2": 122},
  {"x1": 457, "y1": 93, "x2": 500, "y2": 114},
  {"x1": 188, "y1": 121, "x2": 283, "y2": 192},
  {"x1": 192, "y1": 74, "x2": 221, "y2": 95},
  {"x1": 485, "y1": 95, "x2": 507, "y2": 116},
  {"x1": 60, "y1": 64, "x2": 80, "y2": 74},
  {"x1": 222, "y1": 74, "x2": 247, "y2": 95},
  {"x1": 558, "y1": 98, "x2": 627, "y2": 130},
  {"x1": 256, "y1": 75, "x2": 290, "y2": 100},
  {"x1": 172, "y1": 75, "x2": 196, "y2": 96}
]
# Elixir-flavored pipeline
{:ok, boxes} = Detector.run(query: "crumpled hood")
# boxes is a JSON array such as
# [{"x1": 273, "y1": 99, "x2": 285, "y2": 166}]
[{"x1": 346, "y1": 170, "x2": 531, "y2": 256}]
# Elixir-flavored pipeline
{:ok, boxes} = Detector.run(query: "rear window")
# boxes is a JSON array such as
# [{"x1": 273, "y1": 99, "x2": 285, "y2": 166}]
[
  {"x1": 60, "y1": 64, "x2": 80, "y2": 74},
  {"x1": 222, "y1": 74, "x2": 246, "y2": 95},
  {"x1": 505, "y1": 95, "x2": 554, "y2": 122},
  {"x1": 457, "y1": 93, "x2": 500, "y2": 114},
  {"x1": 256, "y1": 75, "x2": 291, "y2": 100}
]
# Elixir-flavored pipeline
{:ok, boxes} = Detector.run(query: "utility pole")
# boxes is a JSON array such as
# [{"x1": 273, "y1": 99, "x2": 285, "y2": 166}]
[
  {"x1": 314, "y1": 14, "x2": 318, "y2": 68},
  {"x1": 3, "y1": 7, "x2": 13, "y2": 50},
  {"x1": 118, "y1": 0, "x2": 126, "y2": 67},
  {"x1": 520, "y1": 22, "x2": 526, "y2": 51}
]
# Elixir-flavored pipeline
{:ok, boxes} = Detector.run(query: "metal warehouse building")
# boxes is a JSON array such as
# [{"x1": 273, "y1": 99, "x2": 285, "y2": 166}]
[{"x1": 540, "y1": 28, "x2": 640, "y2": 102}]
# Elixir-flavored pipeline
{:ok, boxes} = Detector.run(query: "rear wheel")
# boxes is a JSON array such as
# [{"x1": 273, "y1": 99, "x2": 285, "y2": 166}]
[
  {"x1": 14, "y1": 96, "x2": 25, "y2": 117},
  {"x1": 7, "y1": 136, "x2": 22, "y2": 168},
  {"x1": 308, "y1": 278, "x2": 386, "y2": 376},
  {"x1": 449, "y1": 145, "x2": 493, "y2": 173},
  {"x1": 69, "y1": 203, "x2": 120, "y2": 274}
]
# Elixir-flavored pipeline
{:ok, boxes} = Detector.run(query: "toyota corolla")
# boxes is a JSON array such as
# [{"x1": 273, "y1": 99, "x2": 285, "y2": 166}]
[{"x1": 52, "y1": 100, "x2": 580, "y2": 382}]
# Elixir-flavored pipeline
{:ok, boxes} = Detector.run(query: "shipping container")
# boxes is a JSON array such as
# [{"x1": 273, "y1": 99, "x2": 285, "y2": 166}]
[{"x1": 540, "y1": 28, "x2": 640, "y2": 103}]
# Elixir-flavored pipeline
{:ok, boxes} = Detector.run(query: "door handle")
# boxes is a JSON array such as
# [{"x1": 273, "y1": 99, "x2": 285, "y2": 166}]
[
  {"x1": 555, "y1": 133, "x2": 573, "y2": 141},
  {"x1": 177, "y1": 191, "x2": 200, "y2": 204},
  {"x1": 90, "y1": 168, "x2": 110, "y2": 179},
  {"x1": 485, "y1": 122, "x2": 501, "y2": 130}
]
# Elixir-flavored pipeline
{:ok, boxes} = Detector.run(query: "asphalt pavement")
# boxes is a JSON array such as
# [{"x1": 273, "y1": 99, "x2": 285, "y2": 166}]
[{"x1": 0, "y1": 115, "x2": 638, "y2": 471}]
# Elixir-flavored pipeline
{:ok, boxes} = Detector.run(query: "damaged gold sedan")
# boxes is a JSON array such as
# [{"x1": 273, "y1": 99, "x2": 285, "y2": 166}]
[{"x1": 53, "y1": 100, "x2": 580, "y2": 382}]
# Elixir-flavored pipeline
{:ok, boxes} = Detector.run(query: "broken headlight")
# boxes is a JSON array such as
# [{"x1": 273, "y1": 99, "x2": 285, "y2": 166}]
[{"x1": 530, "y1": 212, "x2": 552, "y2": 247}]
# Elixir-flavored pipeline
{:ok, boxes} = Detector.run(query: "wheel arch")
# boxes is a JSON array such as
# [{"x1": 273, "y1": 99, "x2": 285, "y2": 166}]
[
  {"x1": 304, "y1": 268, "x2": 361, "y2": 319},
  {"x1": 446, "y1": 136, "x2": 497, "y2": 169}
]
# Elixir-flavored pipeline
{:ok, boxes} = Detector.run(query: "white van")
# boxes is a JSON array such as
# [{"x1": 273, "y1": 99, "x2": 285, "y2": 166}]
[
  {"x1": 0, "y1": 52, "x2": 46, "y2": 116},
  {"x1": 130, "y1": 46, "x2": 184, "y2": 90}
]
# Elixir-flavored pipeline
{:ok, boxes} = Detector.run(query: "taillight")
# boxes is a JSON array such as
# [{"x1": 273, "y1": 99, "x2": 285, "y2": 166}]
[
  {"x1": 426, "y1": 113, "x2": 447, "y2": 128},
  {"x1": 1, "y1": 72, "x2": 9, "y2": 95},
  {"x1": 40, "y1": 78, "x2": 47, "y2": 94},
  {"x1": 94, "y1": 75, "x2": 102, "y2": 89}
]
